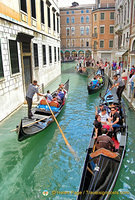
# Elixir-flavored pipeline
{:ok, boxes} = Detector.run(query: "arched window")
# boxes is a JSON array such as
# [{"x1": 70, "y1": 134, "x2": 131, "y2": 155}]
[
  {"x1": 71, "y1": 17, "x2": 75, "y2": 23},
  {"x1": 66, "y1": 17, "x2": 69, "y2": 24},
  {"x1": 81, "y1": 16, "x2": 84, "y2": 23},
  {"x1": 86, "y1": 16, "x2": 89, "y2": 23}
]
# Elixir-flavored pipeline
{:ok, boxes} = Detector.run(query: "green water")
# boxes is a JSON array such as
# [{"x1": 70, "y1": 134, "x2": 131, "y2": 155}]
[{"x1": 0, "y1": 62, "x2": 134, "y2": 200}]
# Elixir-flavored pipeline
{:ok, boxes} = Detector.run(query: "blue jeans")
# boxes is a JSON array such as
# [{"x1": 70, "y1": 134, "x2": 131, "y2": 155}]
[{"x1": 112, "y1": 124, "x2": 121, "y2": 128}]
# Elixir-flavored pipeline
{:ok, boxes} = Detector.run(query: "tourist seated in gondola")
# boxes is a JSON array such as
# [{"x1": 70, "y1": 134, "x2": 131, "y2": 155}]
[
  {"x1": 90, "y1": 77, "x2": 99, "y2": 88},
  {"x1": 94, "y1": 115, "x2": 102, "y2": 139},
  {"x1": 95, "y1": 128, "x2": 115, "y2": 151},
  {"x1": 99, "y1": 108, "x2": 110, "y2": 125},
  {"x1": 78, "y1": 66, "x2": 83, "y2": 73},
  {"x1": 108, "y1": 107, "x2": 121, "y2": 129},
  {"x1": 99, "y1": 76, "x2": 103, "y2": 84},
  {"x1": 46, "y1": 90, "x2": 53, "y2": 102},
  {"x1": 95, "y1": 104, "x2": 104, "y2": 115}
]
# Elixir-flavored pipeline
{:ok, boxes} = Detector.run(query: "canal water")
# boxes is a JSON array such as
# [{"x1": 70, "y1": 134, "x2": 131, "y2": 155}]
[{"x1": 0, "y1": 62, "x2": 134, "y2": 200}]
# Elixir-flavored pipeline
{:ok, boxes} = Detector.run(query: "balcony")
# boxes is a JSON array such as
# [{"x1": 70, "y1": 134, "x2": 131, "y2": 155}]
[{"x1": 92, "y1": 33, "x2": 97, "y2": 38}]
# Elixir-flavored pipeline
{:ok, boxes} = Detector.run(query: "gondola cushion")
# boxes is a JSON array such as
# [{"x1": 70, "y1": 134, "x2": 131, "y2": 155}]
[{"x1": 37, "y1": 104, "x2": 60, "y2": 112}]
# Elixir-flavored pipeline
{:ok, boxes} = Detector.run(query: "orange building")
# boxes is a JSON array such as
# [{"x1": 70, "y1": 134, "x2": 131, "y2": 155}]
[
  {"x1": 60, "y1": 2, "x2": 95, "y2": 60},
  {"x1": 92, "y1": 0, "x2": 115, "y2": 62}
]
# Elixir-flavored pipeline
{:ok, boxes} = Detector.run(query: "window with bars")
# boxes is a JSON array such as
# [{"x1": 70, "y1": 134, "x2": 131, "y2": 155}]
[
  {"x1": 110, "y1": 26, "x2": 114, "y2": 34},
  {"x1": 49, "y1": 46, "x2": 52, "y2": 63},
  {"x1": 54, "y1": 47, "x2": 56, "y2": 62},
  {"x1": 100, "y1": 40, "x2": 104, "y2": 48},
  {"x1": 40, "y1": 0, "x2": 44, "y2": 24},
  {"x1": 48, "y1": 6, "x2": 51, "y2": 27},
  {"x1": 9, "y1": 40, "x2": 19, "y2": 74},
  {"x1": 110, "y1": 12, "x2": 114, "y2": 20},
  {"x1": 100, "y1": 13, "x2": 105, "y2": 20},
  {"x1": 0, "y1": 40, "x2": 4, "y2": 78},
  {"x1": 33, "y1": 43, "x2": 39, "y2": 67},
  {"x1": 20, "y1": 0, "x2": 27, "y2": 13},
  {"x1": 31, "y1": 0, "x2": 36, "y2": 18},
  {"x1": 109, "y1": 40, "x2": 113, "y2": 48},
  {"x1": 100, "y1": 26, "x2": 104, "y2": 34},
  {"x1": 42, "y1": 45, "x2": 46, "y2": 65}
]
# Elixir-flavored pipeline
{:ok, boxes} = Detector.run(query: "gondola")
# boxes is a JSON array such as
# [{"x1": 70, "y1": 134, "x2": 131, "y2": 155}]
[
  {"x1": 17, "y1": 80, "x2": 69, "y2": 142},
  {"x1": 87, "y1": 70, "x2": 105, "y2": 95},
  {"x1": 77, "y1": 86, "x2": 128, "y2": 200}
]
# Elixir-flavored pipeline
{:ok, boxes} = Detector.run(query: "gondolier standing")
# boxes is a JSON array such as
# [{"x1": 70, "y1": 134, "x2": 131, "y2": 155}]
[
  {"x1": 110, "y1": 74, "x2": 125, "y2": 101},
  {"x1": 26, "y1": 80, "x2": 45, "y2": 119}
]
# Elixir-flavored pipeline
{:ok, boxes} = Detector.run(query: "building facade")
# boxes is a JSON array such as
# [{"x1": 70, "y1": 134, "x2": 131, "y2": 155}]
[
  {"x1": 114, "y1": 0, "x2": 131, "y2": 69},
  {"x1": 0, "y1": 0, "x2": 61, "y2": 121},
  {"x1": 60, "y1": 2, "x2": 95, "y2": 60},
  {"x1": 92, "y1": 0, "x2": 115, "y2": 62}
]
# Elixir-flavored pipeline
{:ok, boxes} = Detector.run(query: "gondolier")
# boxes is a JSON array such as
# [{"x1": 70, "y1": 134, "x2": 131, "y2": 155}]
[
  {"x1": 110, "y1": 74, "x2": 125, "y2": 101},
  {"x1": 26, "y1": 80, "x2": 45, "y2": 119}
]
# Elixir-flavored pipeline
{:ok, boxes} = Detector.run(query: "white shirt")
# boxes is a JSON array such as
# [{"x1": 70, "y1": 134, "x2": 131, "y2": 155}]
[{"x1": 99, "y1": 113, "x2": 109, "y2": 122}]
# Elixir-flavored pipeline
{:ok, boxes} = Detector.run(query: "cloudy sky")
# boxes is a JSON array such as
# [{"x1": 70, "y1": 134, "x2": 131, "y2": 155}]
[{"x1": 58, "y1": 0, "x2": 95, "y2": 7}]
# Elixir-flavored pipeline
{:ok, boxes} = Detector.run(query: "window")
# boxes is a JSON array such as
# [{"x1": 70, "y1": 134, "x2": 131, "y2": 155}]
[
  {"x1": 58, "y1": 47, "x2": 60, "y2": 61},
  {"x1": 94, "y1": 41, "x2": 97, "y2": 49},
  {"x1": 71, "y1": 39, "x2": 75, "y2": 47},
  {"x1": 67, "y1": 17, "x2": 69, "y2": 24},
  {"x1": 49, "y1": 46, "x2": 52, "y2": 63},
  {"x1": 86, "y1": 9, "x2": 89, "y2": 13},
  {"x1": 54, "y1": 47, "x2": 56, "y2": 62},
  {"x1": 110, "y1": 12, "x2": 114, "y2": 20},
  {"x1": 0, "y1": 40, "x2": 4, "y2": 78},
  {"x1": 100, "y1": 13, "x2": 105, "y2": 20},
  {"x1": 110, "y1": 26, "x2": 114, "y2": 34},
  {"x1": 86, "y1": 41, "x2": 89, "y2": 47},
  {"x1": 100, "y1": 26, "x2": 104, "y2": 34},
  {"x1": 80, "y1": 27, "x2": 84, "y2": 35},
  {"x1": 86, "y1": 26, "x2": 89, "y2": 35},
  {"x1": 40, "y1": 0, "x2": 44, "y2": 24},
  {"x1": 81, "y1": 39, "x2": 84, "y2": 47},
  {"x1": 66, "y1": 11, "x2": 69, "y2": 14},
  {"x1": 94, "y1": 14, "x2": 97, "y2": 21},
  {"x1": 9, "y1": 40, "x2": 19, "y2": 74},
  {"x1": 31, "y1": 0, "x2": 36, "y2": 18},
  {"x1": 72, "y1": 10, "x2": 74, "y2": 14},
  {"x1": 71, "y1": 17, "x2": 75, "y2": 23},
  {"x1": 94, "y1": 27, "x2": 97, "y2": 34},
  {"x1": 20, "y1": 0, "x2": 27, "y2": 13},
  {"x1": 71, "y1": 27, "x2": 75, "y2": 36},
  {"x1": 33, "y1": 43, "x2": 39, "y2": 67},
  {"x1": 86, "y1": 16, "x2": 89, "y2": 23},
  {"x1": 66, "y1": 40, "x2": 70, "y2": 48},
  {"x1": 53, "y1": 12, "x2": 56, "y2": 31},
  {"x1": 81, "y1": 16, "x2": 84, "y2": 23},
  {"x1": 57, "y1": 16, "x2": 59, "y2": 33},
  {"x1": 42, "y1": 45, "x2": 46, "y2": 65},
  {"x1": 48, "y1": 6, "x2": 51, "y2": 27},
  {"x1": 100, "y1": 40, "x2": 104, "y2": 48},
  {"x1": 81, "y1": 10, "x2": 84, "y2": 13},
  {"x1": 109, "y1": 40, "x2": 113, "y2": 48},
  {"x1": 66, "y1": 28, "x2": 70, "y2": 36}
]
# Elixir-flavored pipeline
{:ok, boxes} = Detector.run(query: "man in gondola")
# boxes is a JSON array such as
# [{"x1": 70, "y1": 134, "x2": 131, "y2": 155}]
[{"x1": 26, "y1": 80, "x2": 45, "y2": 119}]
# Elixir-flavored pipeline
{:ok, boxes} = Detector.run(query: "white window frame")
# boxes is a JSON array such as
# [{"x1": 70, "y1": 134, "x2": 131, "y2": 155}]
[
  {"x1": 100, "y1": 25, "x2": 105, "y2": 34},
  {"x1": 100, "y1": 40, "x2": 104, "y2": 48}
]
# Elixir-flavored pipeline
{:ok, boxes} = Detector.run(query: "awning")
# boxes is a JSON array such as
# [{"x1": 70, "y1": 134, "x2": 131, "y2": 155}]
[{"x1": 115, "y1": 50, "x2": 128, "y2": 57}]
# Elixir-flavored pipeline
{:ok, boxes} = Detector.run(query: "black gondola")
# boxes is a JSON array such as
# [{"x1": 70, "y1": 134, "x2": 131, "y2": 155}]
[
  {"x1": 17, "y1": 80, "x2": 69, "y2": 142},
  {"x1": 87, "y1": 70, "x2": 105, "y2": 94},
  {"x1": 77, "y1": 86, "x2": 128, "y2": 200}
]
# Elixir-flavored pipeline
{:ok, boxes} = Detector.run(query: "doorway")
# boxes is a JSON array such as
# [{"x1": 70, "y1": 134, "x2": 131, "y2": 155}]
[{"x1": 23, "y1": 56, "x2": 32, "y2": 94}]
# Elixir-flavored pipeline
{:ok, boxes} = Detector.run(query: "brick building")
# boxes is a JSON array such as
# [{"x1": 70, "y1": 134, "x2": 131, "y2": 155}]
[
  {"x1": 60, "y1": 2, "x2": 95, "y2": 60},
  {"x1": 0, "y1": 0, "x2": 61, "y2": 121},
  {"x1": 92, "y1": 0, "x2": 115, "y2": 62}
]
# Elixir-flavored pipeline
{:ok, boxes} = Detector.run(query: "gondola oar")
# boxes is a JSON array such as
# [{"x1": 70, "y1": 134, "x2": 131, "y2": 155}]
[{"x1": 45, "y1": 98, "x2": 79, "y2": 161}]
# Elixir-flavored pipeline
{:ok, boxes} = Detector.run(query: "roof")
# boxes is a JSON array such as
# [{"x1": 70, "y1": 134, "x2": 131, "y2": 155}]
[{"x1": 60, "y1": 4, "x2": 95, "y2": 10}]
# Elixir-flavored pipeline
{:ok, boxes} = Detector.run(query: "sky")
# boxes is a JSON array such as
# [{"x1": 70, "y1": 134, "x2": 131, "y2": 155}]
[{"x1": 58, "y1": 0, "x2": 95, "y2": 8}]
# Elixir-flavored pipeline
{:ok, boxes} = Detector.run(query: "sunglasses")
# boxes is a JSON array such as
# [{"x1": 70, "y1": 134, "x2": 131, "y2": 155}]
[{"x1": 111, "y1": 109, "x2": 115, "y2": 111}]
